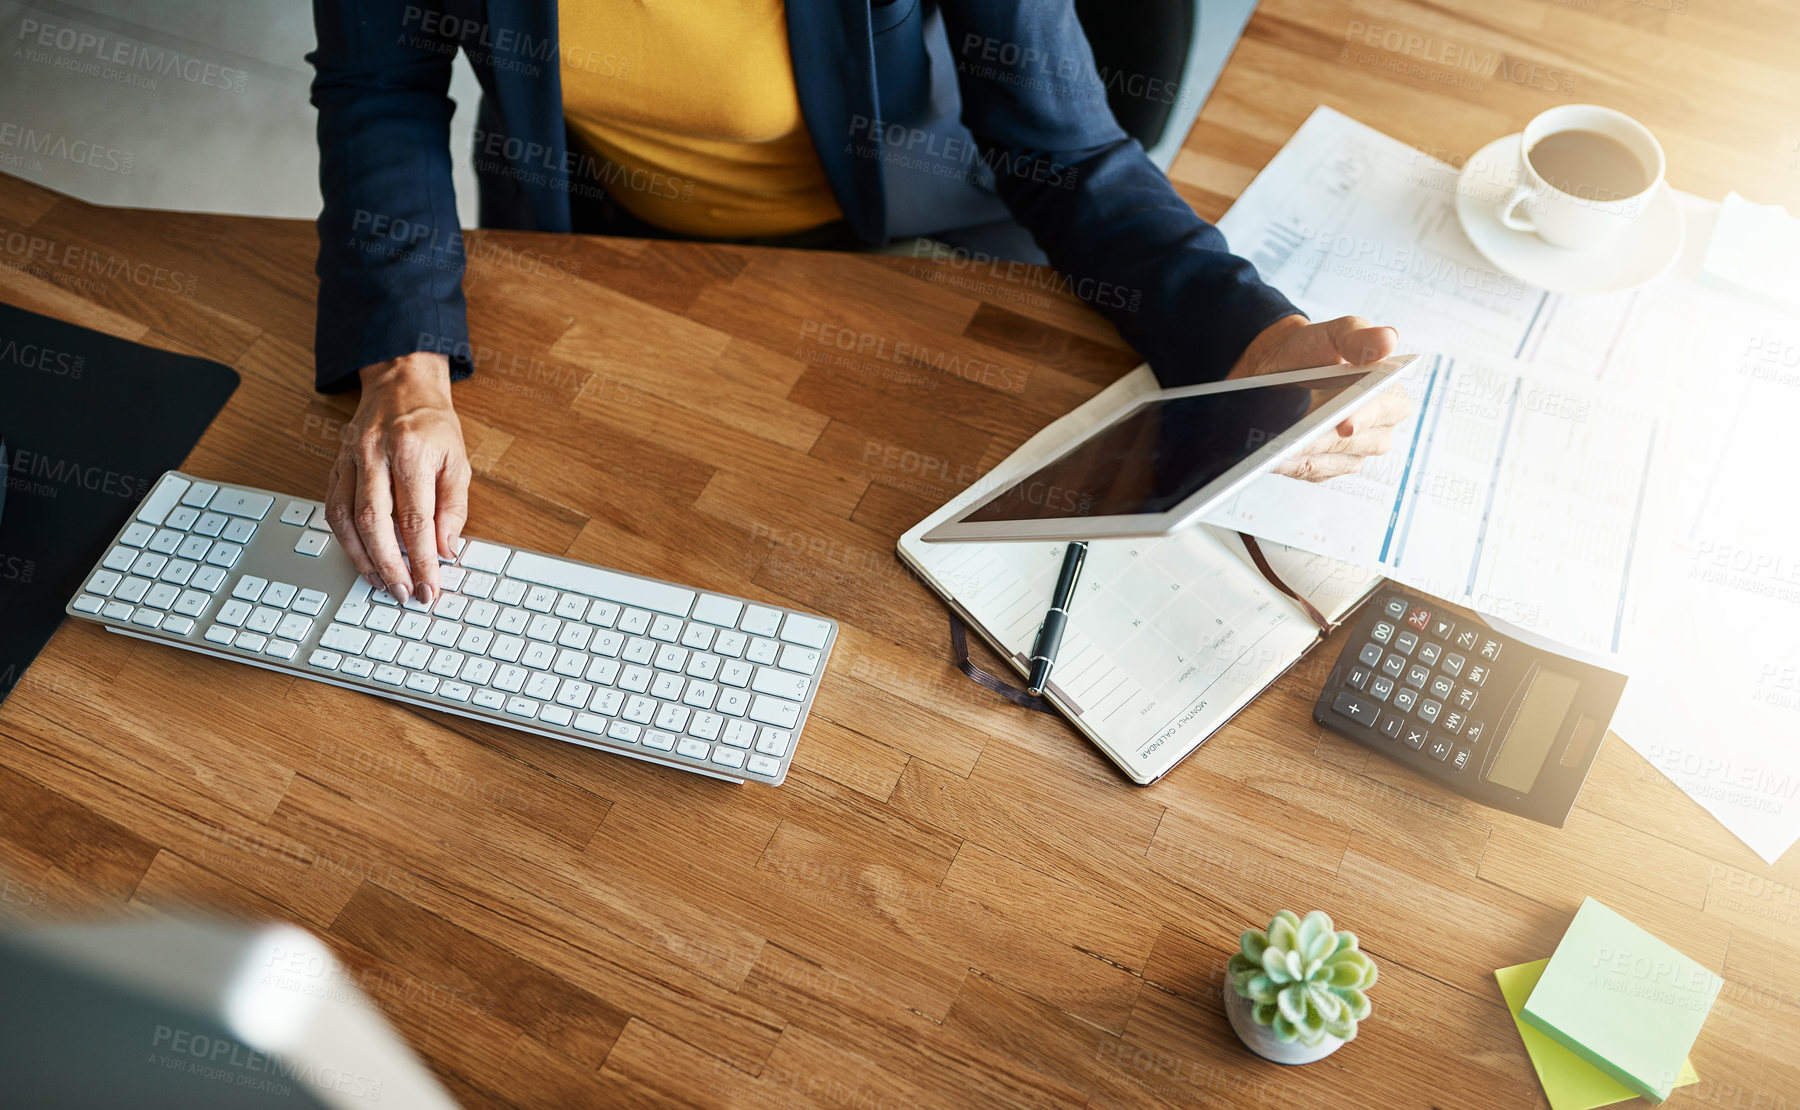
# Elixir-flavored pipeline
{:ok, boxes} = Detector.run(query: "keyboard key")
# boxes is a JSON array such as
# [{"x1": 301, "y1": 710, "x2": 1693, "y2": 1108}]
[
  {"x1": 131, "y1": 608, "x2": 164, "y2": 629},
  {"x1": 427, "y1": 620, "x2": 462, "y2": 647},
  {"x1": 1465, "y1": 719, "x2": 1486, "y2": 744},
  {"x1": 1379, "y1": 716, "x2": 1404, "y2": 742},
  {"x1": 120, "y1": 523, "x2": 155, "y2": 548},
  {"x1": 1379, "y1": 653, "x2": 1405, "y2": 679},
  {"x1": 524, "y1": 672, "x2": 558, "y2": 700},
  {"x1": 115, "y1": 576, "x2": 152, "y2": 603},
  {"x1": 776, "y1": 645, "x2": 820, "y2": 675},
  {"x1": 334, "y1": 579, "x2": 373, "y2": 625},
  {"x1": 494, "y1": 665, "x2": 528, "y2": 693},
  {"x1": 755, "y1": 728, "x2": 791, "y2": 757},
  {"x1": 143, "y1": 583, "x2": 180, "y2": 610},
  {"x1": 1417, "y1": 699, "x2": 1441, "y2": 725},
  {"x1": 1428, "y1": 674, "x2": 1454, "y2": 700},
  {"x1": 131, "y1": 552, "x2": 169, "y2": 578},
  {"x1": 1465, "y1": 664, "x2": 1490, "y2": 686},
  {"x1": 526, "y1": 614, "x2": 560, "y2": 641},
  {"x1": 102, "y1": 546, "x2": 138, "y2": 573},
  {"x1": 711, "y1": 747, "x2": 746, "y2": 770},
  {"x1": 717, "y1": 689, "x2": 750, "y2": 717},
  {"x1": 1477, "y1": 638, "x2": 1502, "y2": 661},
  {"x1": 1393, "y1": 630, "x2": 1419, "y2": 655},
  {"x1": 458, "y1": 627, "x2": 494, "y2": 654},
  {"x1": 267, "y1": 640, "x2": 300, "y2": 661},
  {"x1": 686, "y1": 654, "x2": 720, "y2": 680},
  {"x1": 461, "y1": 572, "x2": 497, "y2": 599},
  {"x1": 494, "y1": 579, "x2": 527, "y2": 606},
  {"x1": 496, "y1": 607, "x2": 529, "y2": 635},
  {"x1": 692, "y1": 594, "x2": 743, "y2": 628},
  {"x1": 1357, "y1": 642, "x2": 1383, "y2": 667},
  {"x1": 280, "y1": 500, "x2": 314, "y2": 525},
  {"x1": 779, "y1": 614, "x2": 831, "y2": 649},
  {"x1": 1430, "y1": 616, "x2": 1456, "y2": 641},
  {"x1": 557, "y1": 623, "x2": 592, "y2": 650},
  {"x1": 166, "y1": 506, "x2": 203, "y2": 528},
  {"x1": 86, "y1": 570, "x2": 122, "y2": 596},
  {"x1": 490, "y1": 635, "x2": 524, "y2": 662},
  {"x1": 611, "y1": 721, "x2": 645, "y2": 744},
  {"x1": 555, "y1": 680, "x2": 591, "y2": 708},
  {"x1": 434, "y1": 593, "x2": 468, "y2": 621},
  {"x1": 294, "y1": 589, "x2": 328, "y2": 616},
  {"x1": 650, "y1": 673, "x2": 684, "y2": 700},
  {"x1": 439, "y1": 681, "x2": 472, "y2": 703},
  {"x1": 623, "y1": 695, "x2": 657, "y2": 724},
  {"x1": 689, "y1": 712, "x2": 723, "y2": 740},
  {"x1": 1405, "y1": 605, "x2": 1431, "y2": 632},
  {"x1": 159, "y1": 560, "x2": 197, "y2": 586},
  {"x1": 1454, "y1": 686, "x2": 1478, "y2": 711},
  {"x1": 217, "y1": 599, "x2": 251, "y2": 627},
  {"x1": 752, "y1": 667, "x2": 810, "y2": 701},
  {"x1": 589, "y1": 631, "x2": 623, "y2": 657},
  {"x1": 540, "y1": 705, "x2": 574, "y2": 727},
  {"x1": 741, "y1": 606, "x2": 781, "y2": 637},
  {"x1": 1428, "y1": 736, "x2": 1454, "y2": 762},
  {"x1": 205, "y1": 543, "x2": 242, "y2": 568},
  {"x1": 193, "y1": 512, "x2": 227, "y2": 537},
  {"x1": 343, "y1": 658, "x2": 375, "y2": 678},
  {"x1": 655, "y1": 704, "x2": 691, "y2": 731},
  {"x1": 308, "y1": 649, "x2": 342, "y2": 671},
  {"x1": 589, "y1": 689, "x2": 624, "y2": 715},
  {"x1": 428, "y1": 650, "x2": 464, "y2": 678},
  {"x1": 473, "y1": 688, "x2": 506, "y2": 711},
  {"x1": 177, "y1": 479, "x2": 216, "y2": 509},
  {"x1": 208, "y1": 487, "x2": 273, "y2": 520},
  {"x1": 72, "y1": 594, "x2": 105, "y2": 614},
  {"x1": 1404, "y1": 665, "x2": 1430, "y2": 689},
  {"x1": 622, "y1": 637, "x2": 656, "y2": 665},
  {"x1": 1416, "y1": 641, "x2": 1443, "y2": 667},
  {"x1": 747, "y1": 638, "x2": 779, "y2": 666},
  {"x1": 679, "y1": 623, "x2": 715, "y2": 651},
  {"x1": 554, "y1": 594, "x2": 588, "y2": 620},
  {"x1": 1454, "y1": 629, "x2": 1478, "y2": 651},
  {"x1": 1370, "y1": 620, "x2": 1394, "y2": 645},
  {"x1": 404, "y1": 672, "x2": 439, "y2": 694},
  {"x1": 396, "y1": 642, "x2": 432, "y2": 669},
  {"x1": 719, "y1": 661, "x2": 753, "y2": 688},
  {"x1": 295, "y1": 530, "x2": 330, "y2": 557},
  {"x1": 235, "y1": 631, "x2": 267, "y2": 651},
  {"x1": 461, "y1": 658, "x2": 496, "y2": 686},
  {"x1": 682, "y1": 681, "x2": 718, "y2": 710},
  {"x1": 677, "y1": 737, "x2": 710, "y2": 760},
  {"x1": 1402, "y1": 724, "x2": 1428, "y2": 750},
  {"x1": 1442, "y1": 711, "x2": 1465, "y2": 735},
  {"x1": 505, "y1": 697, "x2": 540, "y2": 719},
  {"x1": 524, "y1": 585, "x2": 557, "y2": 613},
  {"x1": 618, "y1": 608, "x2": 652, "y2": 636},
  {"x1": 574, "y1": 713, "x2": 608, "y2": 735},
  {"x1": 367, "y1": 635, "x2": 402, "y2": 662},
  {"x1": 396, "y1": 613, "x2": 430, "y2": 640},
  {"x1": 1368, "y1": 676, "x2": 1395, "y2": 702},
  {"x1": 321, "y1": 624, "x2": 371, "y2": 654},
  {"x1": 553, "y1": 649, "x2": 587, "y2": 678},
  {"x1": 721, "y1": 720, "x2": 756, "y2": 749},
  {"x1": 713, "y1": 630, "x2": 747, "y2": 658},
  {"x1": 649, "y1": 614, "x2": 682, "y2": 642},
  {"x1": 136, "y1": 474, "x2": 191, "y2": 525},
  {"x1": 654, "y1": 645, "x2": 688, "y2": 672},
  {"x1": 308, "y1": 505, "x2": 332, "y2": 530},
  {"x1": 1330, "y1": 691, "x2": 1378, "y2": 727},
  {"x1": 373, "y1": 664, "x2": 406, "y2": 685},
  {"x1": 177, "y1": 536, "x2": 213, "y2": 561},
  {"x1": 521, "y1": 642, "x2": 556, "y2": 670},
  {"x1": 261, "y1": 582, "x2": 295, "y2": 608},
  {"x1": 458, "y1": 540, "x2": 511, "y2": 574},
  {"x1": 192, "y1": 566, "x2": 227, "y2": 592},
  {"x1": 747, "y1": 754, "x2": 781, "y2": 777},
  {"x1": 1441, "y1": 652, "x2": 1465, "y2": 678},
  {"x1": 748, "y1": 695, "x2": 801, "y2": 729},
  {"x1": 1392, "y1": 687, "x2": 1419, "y2": 713},
  {"x1": 584, "y1": 601, "x2": 619, "y2": 627},
  {"x1": 246, "y1": 607, "x2": 281, "y2": 634},
  {"x1": 222, "y1": 518, "x2": 257, "y2": 544},
  {"x1": 203, "y1": 623, "x2": 235, "y2": 644}
]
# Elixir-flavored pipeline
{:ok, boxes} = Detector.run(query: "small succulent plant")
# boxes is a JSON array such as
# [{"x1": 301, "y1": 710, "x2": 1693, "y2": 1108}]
[{"x1": 1228, "y1": 910, "x2": 1378, "y2": 1046}]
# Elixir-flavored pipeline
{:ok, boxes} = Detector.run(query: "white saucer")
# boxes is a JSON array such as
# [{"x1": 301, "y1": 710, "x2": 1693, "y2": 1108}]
[{"x1": 1454, "y1": 133, "x2": 1684, "y2": 296}]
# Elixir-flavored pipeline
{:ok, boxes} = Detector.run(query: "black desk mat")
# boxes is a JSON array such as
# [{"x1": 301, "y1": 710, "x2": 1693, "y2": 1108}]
[{"x1": 0, "y1": 302, "x2": 239, "y2": 705}]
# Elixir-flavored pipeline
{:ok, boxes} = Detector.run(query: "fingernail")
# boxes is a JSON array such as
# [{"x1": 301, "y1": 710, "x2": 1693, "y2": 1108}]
[
  {"x1": 389, "y1": 583, "x2": 410, "y2": 605},
  {"x1": 417, "y1": 584, "x2": 434, "y2": 606},
  {"x1": 365, "y1": 573, "x2": 382, "y2": 591}
]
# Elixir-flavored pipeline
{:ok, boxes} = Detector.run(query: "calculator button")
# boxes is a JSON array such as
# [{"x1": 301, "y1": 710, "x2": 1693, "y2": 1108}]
[
  {"x1": 1347, "y1": 666, "x2": 1371, "y2": 690},
  {"x1": 1428, "y1": 737, "x2": 1454, "y2": 762},
  {"x1": 1464, "y1": 719, "x2": 1486, "y2": 745},
  {"x1": 1393, "y1": 687, "x2": 1419, "y2": 713},
  {"x1": 1382, "y1": 653, "x2": 1407, "y2": 679},
  {"x1": 1451, "y1": 747, "x2": 1473, "y2": 772},
  {"x1": 1394, "y1": 630, "x2": 1419, "y2": 655},
  {"x1": 1383, "y1": 596, "x2": 1408, "y2": 620},
  {"x1": 1404, "y1": 665, "x2": 1430, "y2": 690},
  {"x1": 1379, "y1": 716, "x2": 1404, "y2": 741},
  {"x1": 1442, "y1": 711, "x2": 1465, "y2": 735},
  {"x1": 1465, "y1": 663, "x2": 1490, "y2": 686},
  {"x1": 1368, "y1": 676, "x2": 1395, "y2": 702},
  {"x1": 1358, "y1": 642, "x2": 1384, "y2": 667},
  {"x1": 1371, "y1": 621, "x2": 1394, "y2": 645},
  {"x1": 1477, "y1": 638, "x2": 1503, "y2": 661},
  {"x1": 1402, "y1": 724, "x2": 1428, "y2": 751},
  {"x1": 1428, "y1": 674, "x2": 1454, "y2": 700},
  {"x1": 1417, "y1": 699, "x2": 1441, "y2": 725},
  {"x1": 1416, "y1": 641, "x2": 1443, "y2": 667},
  {"x1": 1441, "y1": 653, "x2": 1465, "y2": 678},
  {"x1": 1453, "y1": 686, "x2": 1478, "y2": 711},
  {"x1": 1331, "y1": 692, "x2": 1380, "y2": 728},
  {"x1": 1406, "y1": 606, "x2": 1431, "y2": 632},
  {"x1": 1454, "y1": 629, "x2": 1478, "y2": 650},
  {"x1": 1430, "y1": 616, "x2": 1456, "y2": 640}
]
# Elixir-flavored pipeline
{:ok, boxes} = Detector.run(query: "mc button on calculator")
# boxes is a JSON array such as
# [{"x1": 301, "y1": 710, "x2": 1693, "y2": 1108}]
[{"x1": 1314, "y1": 588, "x2": 1627, "y2": 827}]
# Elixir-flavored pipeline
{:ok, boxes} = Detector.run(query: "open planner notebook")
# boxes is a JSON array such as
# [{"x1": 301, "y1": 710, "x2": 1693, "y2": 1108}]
[{"x1": 898, "y1": 366, "x2": 1381, "y2": 784}]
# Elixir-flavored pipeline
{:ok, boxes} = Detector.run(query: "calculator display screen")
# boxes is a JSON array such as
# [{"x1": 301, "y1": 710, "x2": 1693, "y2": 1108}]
[{"x1": 1486, "y1": 669, "x2": 1579, "y2": 793}]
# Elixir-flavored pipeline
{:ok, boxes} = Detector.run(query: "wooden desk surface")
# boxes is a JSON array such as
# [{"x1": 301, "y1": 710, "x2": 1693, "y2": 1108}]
[{"x1": 3, "y1": 2, "x2": 1798, "y2": 1106}]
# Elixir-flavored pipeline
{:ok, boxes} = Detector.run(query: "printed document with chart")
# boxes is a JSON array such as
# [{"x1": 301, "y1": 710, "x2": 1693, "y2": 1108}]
[
  {"x1": 898, "y1": 367, "x2": 1379, "y2": 785},
  {"x1": 1202, "y1": 106, "x2": 1800, "y2": 862}
]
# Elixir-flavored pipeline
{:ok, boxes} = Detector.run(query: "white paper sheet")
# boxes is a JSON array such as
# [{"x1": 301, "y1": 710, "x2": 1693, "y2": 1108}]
[{"x1": 1207, "y1": 107, "x2": 1800, "y2": 862}]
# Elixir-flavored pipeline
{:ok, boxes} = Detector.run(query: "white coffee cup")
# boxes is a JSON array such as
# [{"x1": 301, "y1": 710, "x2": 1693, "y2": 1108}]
[{"x1": 1499, "y1": 104, "x2": 1666, "y2": 250}]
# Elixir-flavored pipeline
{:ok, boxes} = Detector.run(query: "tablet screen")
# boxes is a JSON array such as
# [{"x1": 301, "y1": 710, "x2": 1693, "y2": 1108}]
[{"x1": 964, "y1": 371, "x2": 1370, "y2": 523}]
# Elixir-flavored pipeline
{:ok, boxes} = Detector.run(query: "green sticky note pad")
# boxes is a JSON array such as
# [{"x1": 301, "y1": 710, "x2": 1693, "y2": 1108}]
[
  {"x1": 1521, "y1": 898, "x2": 1721, "y2": 1103},
  {"x1": 1497, "y1": 959, "x2": 1698, "y2": 1110}
]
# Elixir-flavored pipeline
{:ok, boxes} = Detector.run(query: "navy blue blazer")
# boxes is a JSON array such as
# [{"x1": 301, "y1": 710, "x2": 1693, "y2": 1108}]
[{"x1": 307, "y1": 0, "x2": 1299, "y2": 393}]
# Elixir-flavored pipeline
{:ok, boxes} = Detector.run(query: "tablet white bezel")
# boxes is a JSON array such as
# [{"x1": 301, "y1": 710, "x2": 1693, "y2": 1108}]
[{"x1": 919, "y1": 355, "x2": 1416, "y2": 543}]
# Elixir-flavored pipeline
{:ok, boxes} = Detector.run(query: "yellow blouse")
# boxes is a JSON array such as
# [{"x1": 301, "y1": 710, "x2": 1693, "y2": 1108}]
[{"x1": 558, "y1": 0, "x2": 844, "y2": 238}]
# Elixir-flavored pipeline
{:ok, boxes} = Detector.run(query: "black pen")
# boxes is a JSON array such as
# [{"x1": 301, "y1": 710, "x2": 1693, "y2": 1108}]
[{"x1": 1027, "y1": 541, "x2": 1088, "y2": 695}]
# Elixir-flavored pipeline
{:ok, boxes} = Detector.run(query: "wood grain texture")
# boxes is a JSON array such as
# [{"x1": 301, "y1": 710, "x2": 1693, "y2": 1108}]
[{"x1": 3, "y1": 2, "x2": 1798, "y2": 1105}]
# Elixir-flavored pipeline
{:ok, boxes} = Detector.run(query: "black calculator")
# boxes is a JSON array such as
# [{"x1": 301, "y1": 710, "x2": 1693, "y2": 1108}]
[{"x1": 1313, "y1": 588, "x2": 1626, "y2": 827}]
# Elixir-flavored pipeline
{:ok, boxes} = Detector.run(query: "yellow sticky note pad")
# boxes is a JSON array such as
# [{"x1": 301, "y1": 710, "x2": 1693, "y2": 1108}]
[{"x1": 1496, "y1": 960, "x2": 1699, "y2": 1110}]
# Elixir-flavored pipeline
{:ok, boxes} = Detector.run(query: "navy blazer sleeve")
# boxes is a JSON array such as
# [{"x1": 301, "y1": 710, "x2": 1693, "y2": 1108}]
[
  {"x1": 308, "y1": 0, "x2": 472, "y2": 392},
  {"x1": 934, "y1": 2, "x2": 1301, "y2": 387}
]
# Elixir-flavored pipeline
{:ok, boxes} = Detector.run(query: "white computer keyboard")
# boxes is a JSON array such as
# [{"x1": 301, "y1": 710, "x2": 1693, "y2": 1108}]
[{"x1": 64, "y1": 471, "x2": 837, "y2": 784}]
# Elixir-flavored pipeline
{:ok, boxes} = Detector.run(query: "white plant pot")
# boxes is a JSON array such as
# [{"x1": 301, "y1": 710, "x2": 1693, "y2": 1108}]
[{"x1": 1221, "y1": 973, "x2": 1345, "y2": 1065}]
